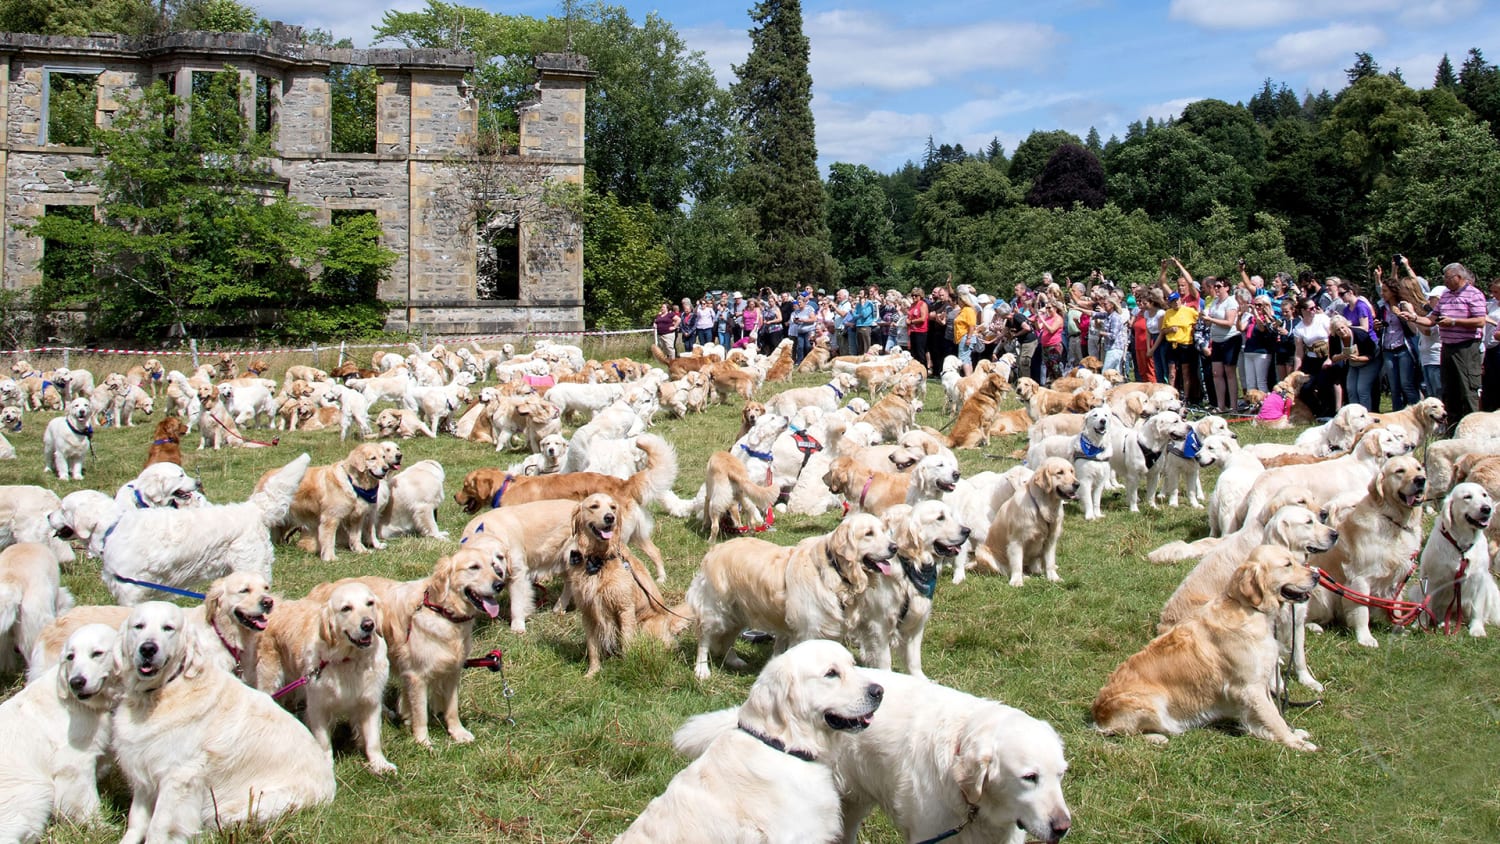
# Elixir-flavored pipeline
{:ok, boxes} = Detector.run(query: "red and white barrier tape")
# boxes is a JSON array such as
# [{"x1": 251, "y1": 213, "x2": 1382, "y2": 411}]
[{"x1": 0, "y1": 328, "x2": 654, "y2": 359}]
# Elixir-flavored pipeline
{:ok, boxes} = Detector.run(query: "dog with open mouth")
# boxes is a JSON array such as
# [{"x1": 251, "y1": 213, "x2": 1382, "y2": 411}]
[
  {"x1": 255, "y1": 581, "x2": 395, "y2": 774},
  {"x1": 618, "y1": 639, "x2": 883, "y2": 844},
  {"x1": 114, "y1": 601, "x2": 336, "y2": 840},
  {"x1": 975, "y1": 458, "x2": 1080, "y2": 587},
  {"x1": 855, "y1": 500, "x2": 971, "y2": 678},
  {"x1": 308, "y1": 548, "x2": 505, "y2": 747},
  {"x1": 42, "y1": 397, "x2": 94, "y2": 480},
  {"x1": 1410, "y1": 482, "x2": 1500, "y2": 637},
  {"x1": 30, "y1": 570, "x2": 275, "y2": 683},
  {"x1": 564, "y1": 493, "x2": 690, "y2": 677},
  {"x1": 688, "y1": 512, "x2": 897, "y2": 680},
  {"x1": 0, "y1": 623, "x2": 120, "y2": 843},
  {"x1": 260, "y1": 442, "x2": 394, "y2": 562},
  {"x1": 1094, "y1": 545, "x2": 1321, "y2": 751},
  {"x1": 824, "y1": 452, "x2": 962, "y2": 518}
]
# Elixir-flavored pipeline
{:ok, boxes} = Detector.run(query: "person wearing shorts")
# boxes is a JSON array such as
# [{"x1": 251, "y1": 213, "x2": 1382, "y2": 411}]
[{"x1": 1202, "y1": 279, "x2": 1242, "y2": 413}]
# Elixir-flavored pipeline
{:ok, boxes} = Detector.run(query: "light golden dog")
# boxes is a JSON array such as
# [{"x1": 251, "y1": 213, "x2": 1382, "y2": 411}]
[
  {"x1": 947, "y1": 372, "x2": 1009, "y2": 449},
  {"x1": 702, "y1": 450, "x2": 782, "y2": 538},
  {"x1": 256, "y1": 580, "x2": 394, "y2": 774},
  {"x1": 565, "y1": 494, "x2": 690, "y2": 677},
  {"x1": 858, "y1": 379, "x2": 920, "y2": 442},
  {"x1": 974, "y1": 458, "x2": 1079, "y2": 587},
  {"x1": 764, "y1": 339, "x2": 795, "y2": 382},
  {"x1": 309, "y1": 550, "x2": 503, "y2": 746},
  {"x1": 459, "y1": 499, "x2": 580, "y2": 632},
  {"x1": 1369, "y1": 396, "x2": 1447, "y2": 447},
  {"x1": 687, "y1": 513, "x2": 897, "y2": 679},
  {"x1": 114, "y1": 602, "x2": 335, "y2": 840},
  {"x1": 1093, "y1": 546, "x2": 1320, "y2": 750},
  {"x1": 856, "y1": 500, "x2": 969, "y2": 678},
  {"x1": 257, "y1": 442, "x2": 392, "y2": 562}
]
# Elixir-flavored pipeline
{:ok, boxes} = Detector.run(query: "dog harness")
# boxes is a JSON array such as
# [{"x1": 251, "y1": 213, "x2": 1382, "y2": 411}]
[
  {"x1": 825, "y1": 382, "x2": 845, "y2": 400},
  {"x1": 346, "y1": 474, "x2": 380, "y2": 504},
  {"x1": 899, "y1": 556, "x2": 939, "y2": 599},
  {"x1": 736, "y1": 722, "x2": 816, "y2": 762},
  {"x1": 131, "y1": 487, "x2": 150, "y2": 509},
  {"x1": 1170, "y1": 428, "x2": 1200, "y2": 460},
  {"x1": 66, "y1": 417, "x2": 94, "y2": 438},
  {"x1": 151, "y1": 437, "x2": 178, "y2": 446},
  {"x1": 1137, "y1": 441, "x2": 1162, "y2": 469},
  {"x1": 489, "y1": 473, "x2": 516, "y2": 508}
]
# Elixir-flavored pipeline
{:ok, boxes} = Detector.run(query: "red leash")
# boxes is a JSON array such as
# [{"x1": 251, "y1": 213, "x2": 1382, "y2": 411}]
[
  {"x1": 207, "y1": 410, "x2": 279, "y2": 448},
  {"x1": 1313, "y1": 563, "x2": 1434, "y2": 629},
  {"x1": 464, "y1": 648, "x2": 505, "y2": 671}
]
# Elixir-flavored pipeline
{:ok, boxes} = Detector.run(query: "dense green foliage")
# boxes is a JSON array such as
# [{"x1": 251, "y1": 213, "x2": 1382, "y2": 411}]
[{"x1": 27, "y1": 74, "x2": 395, "y2": 342}]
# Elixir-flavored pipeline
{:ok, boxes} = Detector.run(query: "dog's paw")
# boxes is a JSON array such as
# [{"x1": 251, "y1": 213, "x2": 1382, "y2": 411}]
[
  {"x1": 1298, "y1": 675, "x2": 1325, "y2": 694},
  {"x1": 368, "y1": 758, "x2": 398, "y2": 775},
  {"x1": 1008, "y1": 576, "x2": 1025, "y2": 587},
  {"x1": 1356, "y1": 633, "x2": 1379, "y2": 648},
  {"x1": 510, "y1": 621, "x2": 527, "y2": 634},
  {"x1": 1143, "y1": 733, "x2": 1169, "y2": 746},
  {"x1": 448, "y1": 726, "x2": 475, "y2": 744},
  {"x1": 1304, "y1": 623, "x2": 1325, "y2": 634},
  {"x1": 693, "y1": 664, "x2": 711, "y2": 681}
]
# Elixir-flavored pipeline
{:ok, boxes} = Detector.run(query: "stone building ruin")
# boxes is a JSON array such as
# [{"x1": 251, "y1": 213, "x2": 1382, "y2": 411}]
[{"x1": 0, "y1": 28, "x2": 591, "y2": 335}]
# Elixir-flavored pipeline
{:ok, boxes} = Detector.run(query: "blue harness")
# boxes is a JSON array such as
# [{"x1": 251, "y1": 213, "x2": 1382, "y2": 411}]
[
  {"x1": 1172, "y1": 428, "x2": 1201, "y2": 460},
  {"x1": 347, "y1": 474, "x2": 380, "y2": 504}
]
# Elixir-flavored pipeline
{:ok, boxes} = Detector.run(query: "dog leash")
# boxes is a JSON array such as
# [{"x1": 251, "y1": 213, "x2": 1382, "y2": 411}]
[
  {"x1": 207, "y1": 410, "x2": 279, "y2": 448},
  {"x1": 109, "y1": 573, "x2": 206, "y2": 601}
]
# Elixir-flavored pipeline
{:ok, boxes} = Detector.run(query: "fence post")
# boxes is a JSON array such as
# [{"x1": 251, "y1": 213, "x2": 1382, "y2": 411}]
[
  {"x1": 337, "y1": 341, "x2": 346, "y2": 367},
  {"x1": 62, "y1": 348, "x2": 69, "y2": 368},
  {"x1": 311, "y1": 342, "x2": 319, "y2": 370},
  {"x1": 421, "y1": 331, "x2": 428, "y2": 350},
  {"x1": 190, "y1": 339, "x2": 199, "y2": 369}
]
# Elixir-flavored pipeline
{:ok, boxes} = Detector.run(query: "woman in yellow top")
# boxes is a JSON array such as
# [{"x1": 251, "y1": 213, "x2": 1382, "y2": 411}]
[
  {"x1": 1161, "y1": 291, "x2": 1200, "y2": 400},
  {"x1": 954, "y1": 288, "x2": 979, "y2": 375}
]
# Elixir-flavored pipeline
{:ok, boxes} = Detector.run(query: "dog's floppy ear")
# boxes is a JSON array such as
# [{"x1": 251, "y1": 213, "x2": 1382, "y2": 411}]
[
  {"x1": 1230, "y1": 558, "x2": 1269, "y2": 611},
  {"x1": 430, "y1": 554, "x2": 456, "y2": 598},
  {"x1": 178, "y1": 623, "x2": 207, "y2": 680},
  {"x1": 827, "y1": 519, "x2": 869, "y2": 592},
  {"x1": 202, "y1": 577, "x2": 227, "y2": 622},
  {"x1": 319, "y1": 600, "x2": 340, "y2": 648},
  {"x1": 954, "y1": 722, "x2": 995, "y2": 806}
]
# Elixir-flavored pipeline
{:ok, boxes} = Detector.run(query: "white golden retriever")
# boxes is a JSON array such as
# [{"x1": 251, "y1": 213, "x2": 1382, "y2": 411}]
[
  {"x1": 379, "y1": 458, "x2": 448, "y2": 540},
  {"x1": 1411, "y1": 482, "x2": 1500, "y2": 636},
  {"x1": 101, "y1": 454, "x2": 309, "y2": 605},
  {"x1": 674, "y1": 667, "x2": 1071, "y2": 844},
  {"x1": 114, "y1": 602, "x2": 336, "y2": 843},
  {"x1": 0, "y1": 623, "x2": 119, "y2": 843},
  {"x1": 42, "y1": 397, "x2": 94, "y2": 480},
  {"x1": 618, "y1": 640, "x2": 883, "y2": 844},
  {"x1": 0, "y1": 542, "x2": 73, "y2": 676}
]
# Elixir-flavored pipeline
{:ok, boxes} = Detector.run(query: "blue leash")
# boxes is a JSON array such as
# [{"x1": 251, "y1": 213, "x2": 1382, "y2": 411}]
[{"x1": 111, "y1": 573, "x2": 205, "y2": 601}]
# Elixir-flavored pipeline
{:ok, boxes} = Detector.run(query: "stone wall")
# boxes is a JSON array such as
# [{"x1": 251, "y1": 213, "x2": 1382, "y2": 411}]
[{"x1": 0, "y1": 31, "x2": 593, "y2": 336}]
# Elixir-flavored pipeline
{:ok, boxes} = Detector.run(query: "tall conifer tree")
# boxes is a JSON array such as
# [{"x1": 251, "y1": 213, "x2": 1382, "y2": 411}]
[{"x1": 731, "y1": 0, "x2": 832, "y2": 289}]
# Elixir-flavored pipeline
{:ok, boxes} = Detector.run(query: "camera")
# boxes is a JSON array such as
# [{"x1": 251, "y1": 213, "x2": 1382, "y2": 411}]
[
  {"x1": 1393, "y1": 253, "x2": 1405, "y2": 263},
  {"x1": 1237, "y1": 257, "x2": 1246, "y2": 266}
]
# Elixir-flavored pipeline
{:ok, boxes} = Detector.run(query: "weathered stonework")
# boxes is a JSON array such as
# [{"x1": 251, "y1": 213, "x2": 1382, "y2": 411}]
[{"x1": 0, "y1": 31, "x2": 592, "y2": 335}]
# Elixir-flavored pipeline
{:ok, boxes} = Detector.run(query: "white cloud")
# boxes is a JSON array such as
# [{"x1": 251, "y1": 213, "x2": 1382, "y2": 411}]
[
  {"x1": 1137, "y1": 97, "x2": 1198, "y2": 123},
  {"x1": 1170, "y1": 0, "x2": 1396, "y2": 30},
  {"x1": 1398, "y1": 0, "x2": 1482, "y2": 27},
  {"x1": 254, "y1": 0, "x2": 426, "y2": 47},
  {"x1": 679, "y1": 23, "x2": 749, "y2": 88},
  {"x1": 1256, "y1": 23, "x2": 1386, "y2": 73}
]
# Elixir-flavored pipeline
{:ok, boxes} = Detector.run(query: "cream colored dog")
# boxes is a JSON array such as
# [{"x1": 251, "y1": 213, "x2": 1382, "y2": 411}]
[
  {"x1": 114, "y1": 602, "x2": 336, "y2": 842},
  {"x1": 688, "y1": 514, "x2": 897, "y2": 679},
  {"x1": 263, "y1": 442, "x2": 393, "y2": 562},
  {"x1": 974, "y1": 458, "x2": 1079, "y2": 587}
]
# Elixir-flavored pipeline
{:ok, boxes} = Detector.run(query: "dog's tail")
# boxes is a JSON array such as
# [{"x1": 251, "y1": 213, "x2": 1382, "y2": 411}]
[
  {"x1": 641, "y1": 600, "x2": 694, "y2": 641},
  {"x1": 672, "y1": 706, "x2": 739, "y2": 759},
  {"x1": 0, "y1": 583, "x2": 20, "y2": 645},
  {"x1": 1146, "y1": 537, "x2": 1218, "y2": 565},
  {"x1": 252, "y1": 453, "x2": 312, "y2": 527},
  {"x1": 649, "y1": 343, "x2": 672, "y2": 366},
  {"x1": 658, "y1": 486, "x2": 703, "y2": 520},
  {"x1": 626, "y1": 434, "x2": 678, "y2": 506}
]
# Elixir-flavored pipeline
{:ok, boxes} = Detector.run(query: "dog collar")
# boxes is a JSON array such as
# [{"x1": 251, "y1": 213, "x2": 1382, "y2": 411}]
[
  {"x1": 825, "y1": 383, "x2": 845, "y2": 400},
  {"x1": 899, "y1": 555, "x2": 939, "y2": 599},
  {"x1": 490, "y1": 473, "x2": 516, "y2": 509},
  {"x1": 346, "y1": 474, "x2": 380, "y2": 504},
  {"x1": 737, "y1": 723, "x2": 816, "y2": 762},
  {"x1": 826, "y1": 548, "x2": 855, "y2": 589},
  {"x1": 1074, "y1": 432, "x2": 1107, "y2": 461},
  {"x1": 66, "y1": 418, "x2": 94, "y2": 438},
  {"x1": 421, "y1": 590, "x2": 473, "y2": 624},
  {"x1": 858, "y1": 474, "x2": 875, "y2": 510},
  {"x1": 1170, "y1": 428, "x2": 1200, "y2": 459},
  {"x1": 1439, "y1": 523, "x2": 1477, "y2": 558},
  {"x1": 739, "y1": 443, "x2": 775, "y2": 463},
  {"x1": 151, "y1": 371, "x2": 162, "y2": 381},
  {"x1": 151, "y1": 437, "x2": 177, "y2": 446},
  {"x1": 209, "y1": 616, "x2": 243, "y2": 667},
  {"x1": 132, "y1": 487, "x2": 149, "y2": 509}
]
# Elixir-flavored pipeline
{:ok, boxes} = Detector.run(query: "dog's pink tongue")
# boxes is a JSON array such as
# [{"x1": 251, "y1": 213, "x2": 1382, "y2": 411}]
[
  {"x1": 480, "y1": 596, "x2": 501, "y2": 618},
  {"x1": 875, "y1": 559, "x2": 892, "y2": 576},
  {"x1": 599, "y1": 528, "x2": 615, "y2": 540}
]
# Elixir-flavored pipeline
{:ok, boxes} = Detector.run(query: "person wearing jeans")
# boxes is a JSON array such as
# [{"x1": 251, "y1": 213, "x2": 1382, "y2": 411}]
[
  {"x1": 1375, "y1": 289, "x2": 1421, "y2": 412},
  {"x1": 1331, "y1": 315, "x2": 1380, "y2": 410},
  {"x1": 1402, "y1": 263, "x2": 1486, "y2": 426}
]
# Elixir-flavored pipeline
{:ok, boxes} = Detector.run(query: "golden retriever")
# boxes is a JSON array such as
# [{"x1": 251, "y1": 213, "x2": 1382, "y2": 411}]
[
  {"x1": 1411, "y1": 482, "x2": 1499, "y2": 636},
  {"x1": 564, "y1": 494, "x2": 690, "y2": 677},
  {"x1": 143, "y1": 415, "x2": 188, "y2": 468},
  {"x1": 619, "y1": 640, "x2": 883, "y2": 843},
  {"x1": 0, "y1": 541, "x2": 71, "y2": 676},
  {"x1": 260, "y1": 442, "x2": 393, "y2": 562},
  {"x1": 1093, "y1": 546, "x2": 1320, "y2": 750},
  {"x1": 255, "y1": 580, "x2": 394, "y2": 774},
  {"x1": 309, "y1": 551, "x2": 503, "y2": 747},
  {"x1": 687, "y1": 514, "x2": 897, "y2": 679},
  {"x1": 114, "y1": 602, "x2": 336, "y2": 840},
  {"x1": 859, "y1": 379, "x2": 920, "y2": 441},
  {"x1": 0, "y1": 623, "x2": 119, "y2": 842},
  {"x1": 1020, "y1": 378, "x2": 1101, "y2": 421},
  {"x1": 974, "y1": 458, "x2": 1079, "y2": 587},
  {"x1": 1369, "y1": 396, "x2": 1447, "y2": 447},
  {"x1": 1304, "y1": 456, "x2": 1426, "y2": 648},
  {"x1": 857, "y1": 500, "x2": 969, "y2": 678},
  {"x1": 702, "y1": 449, "x2": 782, "y2": 538},
  {"x1": 796, "y1": 338, "x2": 832, "y2": 372},
  {"x1": 459, "y1": 499, "x2": 586, "y2": 632},
  {"x1": 948, "y1": 372, "x2": 1010, "y2": 449},
  {"x1": 824, "y1": 453, "x2": 961, "y2": 518}
]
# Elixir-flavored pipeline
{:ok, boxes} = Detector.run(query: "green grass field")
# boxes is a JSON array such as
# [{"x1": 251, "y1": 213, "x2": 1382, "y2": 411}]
[{"x1": 4, "y1": 350, "x2": 1499, "y2": 843}]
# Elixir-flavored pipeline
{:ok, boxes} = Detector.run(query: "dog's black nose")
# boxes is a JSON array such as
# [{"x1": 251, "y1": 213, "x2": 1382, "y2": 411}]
[
  {"x1": 866, "y1": 683, "x2": 884, "y2": 702},
  {"x1": 138, "y1": 641, "x2": 157, "y2": 659},
  {"x1": 69, "y1": 675, "x2": 87, "y2": 692},
  {"x1": 886, "y1": 543, "x2": 897, "y2": 556},
  {"x1": 260, "y1": 597, "x2": 274, "y2": 611},
  {"x1": 360, "y1": 618, "x2": 376, "y2": 633},
  {"x1": 1051, "y1": 818, "x2": 1072, "y2": 840},
  {"x1": 1414, "y1": 477, "x2": 1427, "y2": 489},
  {"x1": 602, "y1": 512, "x2": 616, "y2": 525},
  {"x1": 492, "y1": 580, "x2": 506, "y2": 593},
  {"x1": 1483, "y1": 506, "x2": 1494, "y2": 518},
  {"x1": 959, "y1": 526, "x2": 972, "y2": 539}
]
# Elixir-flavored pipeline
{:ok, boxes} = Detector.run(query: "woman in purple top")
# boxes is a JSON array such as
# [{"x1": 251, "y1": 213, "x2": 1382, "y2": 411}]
[{"x1": 1401, "y1": 262, "x2": 1487, "y2": 424}]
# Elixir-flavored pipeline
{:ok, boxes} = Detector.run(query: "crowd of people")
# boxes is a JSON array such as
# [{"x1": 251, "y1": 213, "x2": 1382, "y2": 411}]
[{"x1": 655, "y1": 257, "x2": 1498, "y2": 425}]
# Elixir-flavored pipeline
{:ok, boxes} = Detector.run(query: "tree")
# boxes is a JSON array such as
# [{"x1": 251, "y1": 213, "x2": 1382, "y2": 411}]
[
  {"x1": 731, "y1": 0, "x2": 832, "y2": 290},
  {"x1": 1106, "y1": 126, "x2": 1252, "y2": 234},
  {"x1": 1179, "y1": 98, "x2": 1266, "y2": 175},
  {"x1": 168, "y1": 0, "x2": 254, "y2": 31},
  {"x1": 1368, "y1": 118, "x2": 1500, "y2": 279},
  {"x1": 912, "y1": 159, "x2": 1021, "y2": 285},
  {"x1": 990, "y1": 204, "x2": 1168, "y2": 293},
  {"x1": 1008, "y1": 129, "x2": 1081, "y2": 189},
  {"x1": 984, "y1": 136, "x2": 1008, "y2": 170},
  {"x1": 1084, "y1": 127, "x2": 1102, "y2": 155},
  {"x1": 583, "y1": 192, "x2": 669, "y2": 328},
  {"x1": 1435, "y1": 54, "x2": 1458, "y2": 89},
  {"x1": 825, "y1": 162, "x2": 896, "y2": 282},
  {"x1": 27, "y1": 74, "x2": 395, "y2": 341},
  {"x1": 1024, "y1": 143, "x2": 1106, "y2": 210},
  {"x1": 0, "y1": 0, "x2": 155, "y2": 35},
  {"x1": 329, "y1": 65, "x2": 379, "y2": 154},
  {"x1": 1248, "y1": 79, "x2": 1302, "y2": 126},
  {"x1": 879, "y1": 161, "x2": 922, "y2": 251},
  {"x1": 1458, "y1": 48, "x2": 1500, "y2": 138},
  {"x1": 1346, "y1": 52, "x2": 1380, "y2": 85},
  {"x1": 1321, "y1": 74, "x2": 1428, "y2": 183},
  {"x1": 663, "y1": 196, "x2": 759, "y2": 303}
]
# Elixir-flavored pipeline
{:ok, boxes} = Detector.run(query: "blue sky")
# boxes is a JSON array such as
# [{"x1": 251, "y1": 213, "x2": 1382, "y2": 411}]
[{"x1": 258, "y1": 0, "x2": 1500, "y2": 173}]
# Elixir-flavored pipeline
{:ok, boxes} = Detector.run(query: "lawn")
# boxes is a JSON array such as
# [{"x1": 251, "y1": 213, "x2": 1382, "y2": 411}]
[{"x1": 4, "y1": 345, "x2": 1499, "y2": 843}]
